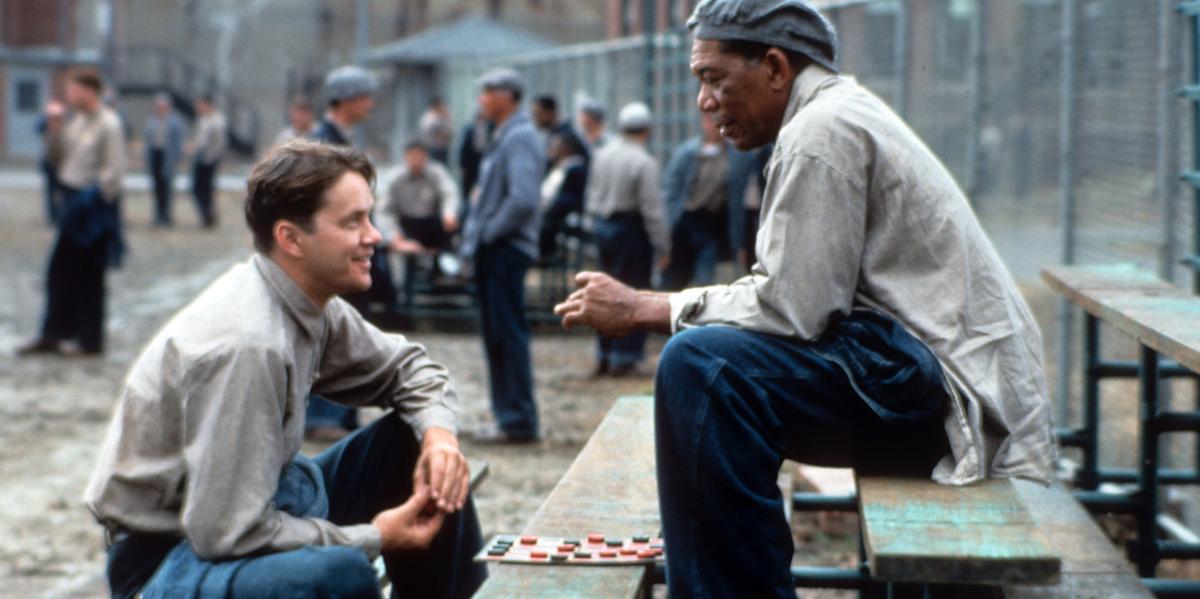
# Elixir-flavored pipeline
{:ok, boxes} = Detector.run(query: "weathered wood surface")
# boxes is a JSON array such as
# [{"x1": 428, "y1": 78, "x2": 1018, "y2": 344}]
[
  {"x1": 1041, "y1": 264, "x2": 1200, "y2": 372},
  {"x1": 1001, "y1": 480, "x2": 1152, "y2": 598},
  {"x1": 474, "y1": 397, "x2": 659, "y2": 598},
  {"x1": 857, "y1": 475, "x2": 1060, "y2": 585}
]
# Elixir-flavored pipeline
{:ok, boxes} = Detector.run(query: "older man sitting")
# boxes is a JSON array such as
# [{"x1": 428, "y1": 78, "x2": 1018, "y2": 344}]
[{"x1": 555, "y1": 0, "x2": 1056, "y2": 596}]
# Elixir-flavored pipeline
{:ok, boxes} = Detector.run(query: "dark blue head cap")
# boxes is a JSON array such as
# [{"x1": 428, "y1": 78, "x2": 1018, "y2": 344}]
[{"x1": 687, "y1": 0, "x2": 838, "y2": 72}]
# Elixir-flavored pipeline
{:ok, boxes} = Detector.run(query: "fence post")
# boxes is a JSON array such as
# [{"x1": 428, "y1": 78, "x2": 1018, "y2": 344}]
[
  {"x1": 965, "y1": 0, "x2": 986, "y2": 201},
  {"x1": 1056, "y1": 0, "x2": 1081, "y2": 427},
  {"x1": 892, "y1": 0, "x2": 909, "y2": 119},
  {"x1": 1159, "y1": 0, "x2": 1182, "y2": 283}
]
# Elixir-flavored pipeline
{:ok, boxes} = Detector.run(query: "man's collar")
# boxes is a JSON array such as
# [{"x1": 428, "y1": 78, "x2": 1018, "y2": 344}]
[
  {"x1": 252, "y1": 253, "x2": 326, "y2": 339},
  {"x1": 780, "y1": 64, "x2": 838, "y2": 129}
]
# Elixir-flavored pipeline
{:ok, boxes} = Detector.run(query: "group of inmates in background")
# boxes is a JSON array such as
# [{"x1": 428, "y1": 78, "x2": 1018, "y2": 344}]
[{"x1": 17, "y1": 62, "x2": 770, "y2": 446}]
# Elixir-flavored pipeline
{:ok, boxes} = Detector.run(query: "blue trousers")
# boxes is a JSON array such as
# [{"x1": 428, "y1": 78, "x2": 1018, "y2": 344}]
[
  {"x1": 41, "y1": 225, "x2": 107, "y2": 352},
  {"x1": 662, "y1": 209, "x2": 721, "y2": 291},
  {"x1": 474, "y1": 241, "x2": 537, "y2": 439},
  {"x1": 655, "y1": 312, "x2": 949, "y2": 598},
  {"x1": 593, "y1": 214, "x2": 652, "y2": 368},
  {"x1": 191, "y1": 159, "x2": 218, "y2": 227},
  {"x1": 305, "y1": 394, "x2": 360, "y2": 432},
  {"x1": 108, "y1": 415, "x2": 486, "y2": 599}
]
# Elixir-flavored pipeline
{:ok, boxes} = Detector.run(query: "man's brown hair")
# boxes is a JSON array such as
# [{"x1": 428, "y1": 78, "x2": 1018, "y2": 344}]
[
  {"x1": 244, "y1": 139, "x2": 375, "y2": 253},
  {"x1": 69, "y1": 67, "x2": 103, "y2": 92}
]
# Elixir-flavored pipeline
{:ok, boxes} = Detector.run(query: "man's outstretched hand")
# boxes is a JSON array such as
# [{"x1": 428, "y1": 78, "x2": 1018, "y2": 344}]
[
  {"x1": 372, "y1": 486, "x2": 446, "y2": 552},
  {"x1": 553, "y1": 271, "x2": 672, "y2": 337}
]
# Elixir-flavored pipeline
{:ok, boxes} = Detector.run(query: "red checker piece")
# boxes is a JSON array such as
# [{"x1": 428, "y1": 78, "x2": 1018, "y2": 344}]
[
  {"x1": 637, "y1": 549, "x2": 657, "y2": 559},
  {"x1": 619, "y1": 547, "x2": 638, "y2": 556},
  {"x1": 599, "y1": 550, "x2": 618, "y2": 558},
  {"x1": 520, "y1": 536, "x2": 538, "y2": 545},
  {"x1": 530, "y1": 550, "x2": 549, "y2": 559},
  {"x1": 557, "y1": 544, "x2": 575, "y2": 552},
  {"x1": 587, "y1": 533, "x2": 605, "y2": 543}
]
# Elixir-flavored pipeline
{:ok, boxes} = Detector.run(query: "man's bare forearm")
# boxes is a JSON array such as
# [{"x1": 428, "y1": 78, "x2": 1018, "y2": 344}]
[{"x1": 633, "y1": 291, "x2": 673, "y2": 334}]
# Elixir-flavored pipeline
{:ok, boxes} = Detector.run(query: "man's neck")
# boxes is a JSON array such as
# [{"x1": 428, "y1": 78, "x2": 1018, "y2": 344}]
[
  {"x1": 492, "y1": 107, "x2": 516, "y2": 128},
  {"x1": 267, "y1": 252, "x2": 332, "y2": 308}
]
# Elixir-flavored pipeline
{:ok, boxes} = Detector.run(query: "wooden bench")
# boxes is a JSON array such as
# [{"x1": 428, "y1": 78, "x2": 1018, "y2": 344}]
[
  {"x1": 474, "y1": 395, "x2": 1141, "y2": 597},
  {"x1": 1043, "y1": 263, "x2": 1200, "y2": 590},
  {"x1": 474, "y1": 397, "x2": 658, "y2": 598}
]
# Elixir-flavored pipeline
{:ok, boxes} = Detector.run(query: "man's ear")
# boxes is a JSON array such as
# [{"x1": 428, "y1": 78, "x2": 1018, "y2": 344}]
[
  {"x1": 273, "y1": 220, "x2": 306, "y2": 260},
  {"x1": 762, "y1": 47, "x2": 795, "y2": 92}
]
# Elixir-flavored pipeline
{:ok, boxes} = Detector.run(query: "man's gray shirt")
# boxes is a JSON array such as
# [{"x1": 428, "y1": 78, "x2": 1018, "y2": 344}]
[
  {"x1": 585, "y1": 136, "x2": 671, "y2": 257},
  {"x1": 460, "y1": 110, "x2": 545, "y2": 260},
  {"x1": 670, "y1": 65, "x2": 1056, "y2": 485},
  {"x1": 85, "y1": 254, "x2": 458, "y2": 560}
]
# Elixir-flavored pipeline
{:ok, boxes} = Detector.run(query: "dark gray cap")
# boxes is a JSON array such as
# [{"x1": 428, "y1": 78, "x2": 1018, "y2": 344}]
[
  {"x1": 477, "y1": 67, "x2": 525, "y2": 98},
  {"x1": 323, "y1": 65, "x2": 379, "y2": 102},
  {"x1": 686, "y1": 0, "x2": 838, "y2": 72}
]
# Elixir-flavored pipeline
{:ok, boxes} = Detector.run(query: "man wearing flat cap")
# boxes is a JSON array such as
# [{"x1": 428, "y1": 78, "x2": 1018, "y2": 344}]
[
  {"x1": 304, "y1": 65, "x2": 403, "y2": 443},
  {"x1": 460, "y1": 67, "x2": 545, "y2": 443},
  {"x1": 556, "y1": 0, "x2": 1056, "y2": 595}
]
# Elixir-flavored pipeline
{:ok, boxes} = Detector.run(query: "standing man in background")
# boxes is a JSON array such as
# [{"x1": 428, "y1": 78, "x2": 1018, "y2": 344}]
[
  {"x1": 419, "y1": 96, "x2": 454, "y2": 165},
  {"x1": 19, "y1": 68, "x2": 125, "y2": 357},
  {"x1": 190, "y1": 94, "x2": 225, "y2": 229},
  {"x1": 272, "y1": 95, "x2": 315, "y2": 147},
  {"x1": 305, "y1": 64, "x2": 392, "y2": 442},
  {"x1": 661, "y1": 112, "x2": 757, "y2": 289},
  {"x1": 583, "y1": 102, "x2": 669, "y2": 377},
  {"x1": 460, "y1": 68, "x2": 544, "y2": 443},
  {"x1": 577, "y1": 99, "x2": 609, "y2": 151},
  {"x1": 144, "y1": 93, "x2": 186, "y2": 227}
]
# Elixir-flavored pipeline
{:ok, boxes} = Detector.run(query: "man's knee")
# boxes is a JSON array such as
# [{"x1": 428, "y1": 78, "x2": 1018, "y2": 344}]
[
  {"x1": 658, "y1": 326, "x2": 741, "y2": 387},
  {"x1": 300, "y1": 546, "x2": 378, "y2": 596}
]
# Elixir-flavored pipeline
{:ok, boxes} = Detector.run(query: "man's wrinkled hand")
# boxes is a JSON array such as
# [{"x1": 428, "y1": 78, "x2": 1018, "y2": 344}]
[
  {"x1": 552, "y1": 271, "x2": 644, "y2": 337},
  {"x1": 412, "y1": 427, "x2": 469, "y2": 513}
]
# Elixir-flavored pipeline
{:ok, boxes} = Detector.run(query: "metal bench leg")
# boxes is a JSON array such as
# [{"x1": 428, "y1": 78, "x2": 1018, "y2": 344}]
[
  {"x1": 1134, "y1": 345, "x2": 1161, "y2": 577},
  {"x1": 1079, "y1": 313, "x2": 1102, "y2": 490}
]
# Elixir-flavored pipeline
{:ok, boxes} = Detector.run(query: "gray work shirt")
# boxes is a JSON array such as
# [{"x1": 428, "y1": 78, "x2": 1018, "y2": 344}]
[
  {"x1": 585, "y1": 136, "x2": 671, "y2": 257},
  {"x1": 670, "y1": 66, "x2": 1056, "y2": 486},
  {"x1": 52, "y1": 106, "x2": 126, "y2": 199},
  {"x1": 85, "y1": 254, "x2": 459, "y2": 560},
  {"x1": 193, "y1": 111, "x2": 227, "y2": 164}
]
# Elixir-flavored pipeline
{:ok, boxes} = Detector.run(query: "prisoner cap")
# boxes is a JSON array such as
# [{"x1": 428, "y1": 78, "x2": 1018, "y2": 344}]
[
  {"x1": 687, "y1": 0, "x2": 838, "y2": 72},
  {"x1": 617, "y1": 102, "x2": 653, "y2": 132},
  {"x1": 323, "y1": 65, "x2": 379, "y2": 103},
  {"x1": 477, "y1": 67, "x2": 525, "y2": 98}
]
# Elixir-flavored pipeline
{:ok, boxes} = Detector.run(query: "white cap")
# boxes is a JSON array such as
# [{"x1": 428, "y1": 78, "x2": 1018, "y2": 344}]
[{"x1": 617, "y1": 102, "x2": 652, "y2": 132}]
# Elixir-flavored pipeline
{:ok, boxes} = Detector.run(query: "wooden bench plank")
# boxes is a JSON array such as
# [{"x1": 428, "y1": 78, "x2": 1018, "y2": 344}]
[
  {"x1": 857, "y1": 475, "x2": 1060, "y2": 585},
  {"x1": 1001, "y1": 480, "x2": 1152, "y2": 598},
  {"x1": 474, "y1": 397, "x2": 658, "y2": 598},
  {"x1": 1041, "y1": 264, "x2": 1200, "y2": 371}
]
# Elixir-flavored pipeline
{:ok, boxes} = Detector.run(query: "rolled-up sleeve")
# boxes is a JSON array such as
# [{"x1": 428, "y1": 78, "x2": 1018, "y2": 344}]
[
  {"x1": 670, "y1": 151, "x2": 865, "y2": 339},
  {"x1": 179, "y1": 346, "x2": 383, "y2": 560},
  {"x1": 315, "y1": 299, "x2": 458, "y2": 437}
]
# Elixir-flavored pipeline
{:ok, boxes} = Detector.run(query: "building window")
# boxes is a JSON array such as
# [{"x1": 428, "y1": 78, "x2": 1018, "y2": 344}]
[{"x1": 16, "y1": 79, "x2": 40, "y2": 112}]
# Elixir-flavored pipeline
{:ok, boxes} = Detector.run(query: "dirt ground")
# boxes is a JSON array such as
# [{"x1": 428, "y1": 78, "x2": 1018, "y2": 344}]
[{"x1": 2, "y1": 181, "x2": 1195, "y2": 597}]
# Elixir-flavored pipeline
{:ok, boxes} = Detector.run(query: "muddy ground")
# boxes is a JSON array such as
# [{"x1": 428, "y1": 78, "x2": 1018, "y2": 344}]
[{"x1": 1, "y1": 180, "x2": 1194, "y2": 597}]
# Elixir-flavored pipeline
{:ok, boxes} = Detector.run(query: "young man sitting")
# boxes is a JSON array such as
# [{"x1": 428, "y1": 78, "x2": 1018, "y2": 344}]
[{"x1": 86, "y1": 139, "x2": 486, "y2": 599}]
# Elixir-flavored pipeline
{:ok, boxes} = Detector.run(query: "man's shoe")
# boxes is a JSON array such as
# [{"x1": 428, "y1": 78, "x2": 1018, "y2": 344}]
[
  {"x1": 590, "y1": 360, "x2": 609, "y2": 378},
  {"x1": 461, "y1": 423, "x2": 538, "y2": 445},
  {"x1": 60, "y1": 341, "x2": 103, "y2": 357},
  {"x1": 16, "y1": 338, "x2": 60, "y2": 356}
]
